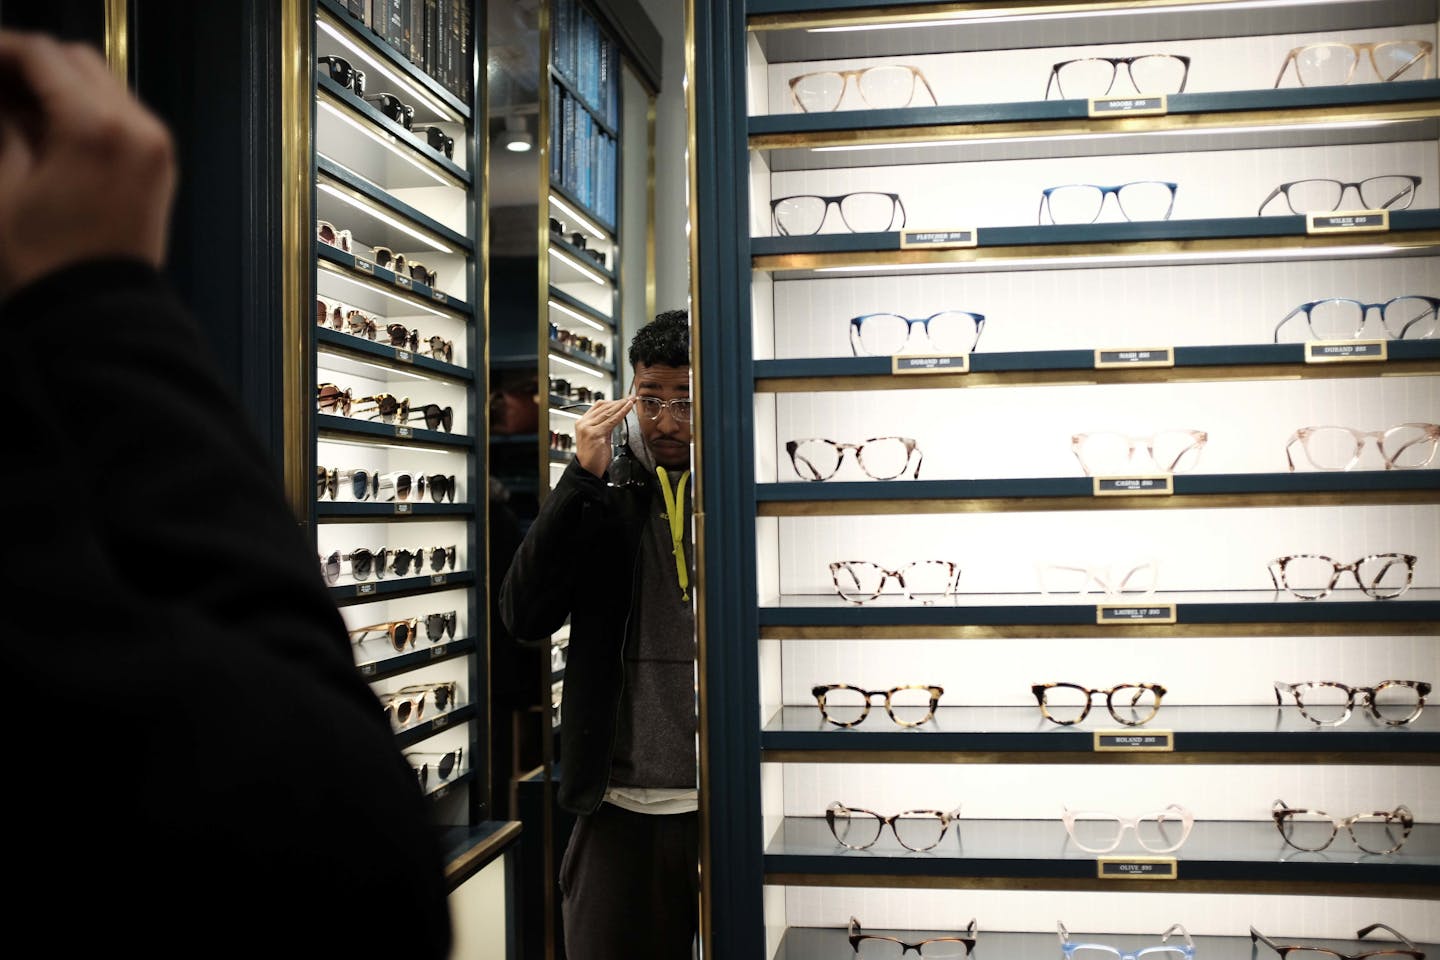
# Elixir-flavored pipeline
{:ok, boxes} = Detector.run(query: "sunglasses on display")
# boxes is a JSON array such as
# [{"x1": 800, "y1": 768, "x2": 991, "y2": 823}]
[
  {"x1": 317, "y1": 54, "x2": 366, "y2": 95},
  {"x1": 1271, "y1": 296, "x2": 1439, "y2": 342},
  {"x1": 363, "y1": 91, "x2": 415, "y2": 129},
  {"x1": 414, "y1": 125, "x2": 455, "y2": 158},
  {"x1": 348, "y1": 618, "x2": 419, "y2": 653},
  {"x1": 398, "y1": 680, "x2": 459, "y2": 712},
  {"x1": 1285, "y1": 423, "x2": 1440, "y2": 472},
  {"x1": 1273, "y1": 39, "x2": 1433, "y2": 88},
  {"x1": 1273, "y1": 679, "x2": 1430, "y2": 726},
  {"x1": 849, "y1": 916, "x2": 978, "y2": 958},
  {"x1": 316, "y1": 220, "x2": 352, "y2": 252},
  {"x1": 771, "y1": 191, "x2": 907, "y2": 235},
  {"x1": 1071, "y1": 430, "x2": 1207, "y2": 476},
  {"x1": 829, "y1": 560, "x2": 961, "y2": 605},
  {"x1": 406, "y1": 747, "x2": 464, "y2": 789},
  {"x1": 426, "y1": 610, "x2": 458, "y2": 642},
  {"x1": 1062, "y1": 804, "x2": 1194, "y2": 853},
  {"x1": 341, "y1": 309, "x2": 377, "y2": 340},
  {"x1": 1059, "y1": 922, "x2": 1195, "y2": 960},
  {"x1": 319, "y1": 547, "x2": 388, "y2": 584},
  {"x1": 316, "y1": 299, "x2": 343, "y2": 330},
  {"x1": 1251, "y1": 925, "x2": 1425, "y2": 960},
  {"x1": 1267, "y1": 553, "x2": 1417, "y2": 600},
  {"x1": 385, "y1": 323, "x2": 419, "y2": 351},
  {"x1": 1044, "y1": 53, "x2": 1191, "y2": 100},
  {"x1": 787, "y1": 64, "x2": 938, "y2": 112},
  {"x1": 826, "y1": 800, "x2": 963, "y2": 852},
  {"x1": 316, "y1": 382, "x2": 354, "y2": 417},
  {"x1": 787, "y1": 436, "x2": 923, "y2": 482},
  {"x1": 1031, "y1": 682, "x2": 1167, "y2": 726},
  {"x1": 1271, "y1": 799, "x2": 1414, "y2": 855},
  {"x1": 380, "y1": 689, "x2": 426, "y2": 726},
  {"x1": 849, "y1": 311, "x2": 986, "y2": 357},
  {"x1": 1039, "y1": 181, "x2": 1178, "y2": 224},
  {"x1": 1037, "y1": 560, "x2": 1159, "y2": 598},
  {"x1": 1258, "y1": 174, "x2": 1421, "y2": 216},
  {"x1": 811, "y1": 683, "x2": 945, "y2": 728}
]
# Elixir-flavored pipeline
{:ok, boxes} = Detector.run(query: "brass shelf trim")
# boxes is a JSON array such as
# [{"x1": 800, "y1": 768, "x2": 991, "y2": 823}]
[
  {"x1": 757, "y1": 490, "x2": 1439, "y2": 516},
  {"x1": 760, "y1": 749, "x2": 1440, "y2": 765},
  {"x1": 748, "y1": 0, "x2": 1267, "y2": 31},
  {"x1": 761, "y1": 873, "x2": 1439, "y2": 898},
  {"x1": 759, "y1": 623, "x2": 1440, "y2": 639}
]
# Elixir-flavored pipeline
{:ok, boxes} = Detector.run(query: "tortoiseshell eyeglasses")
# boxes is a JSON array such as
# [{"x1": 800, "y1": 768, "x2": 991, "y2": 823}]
[
  {"x1": 811, "y1": 683, "x2": 944, "y2": 728},
  {"x1": 1252, "y1": 924, "x2": 1425, "y2": 960},
  {"x1": 1267, "y1": 553, "x2": 1417, "y2": 600},
  {"x1": 826, "y1": 800, "x2": 962, "y2": 852},
  {"x1": 850, "y1": 916, "x2": 977, "y2": 958},
  {"x1": 829, "y1": 560, "x2": 960, "y2": 605},
  {"x1": 1032, "y1": 682, "x2": 1167, "y2": 726},
  {"x1": 1272, "y1": 799, "x2": 1414, "y2": 855},
  {"x1": 787, "y1": 436, "x2": 922, "y2": 481},
  {"x1": 1274, "y1": 679, "x2": 1430, "y2": 726}
]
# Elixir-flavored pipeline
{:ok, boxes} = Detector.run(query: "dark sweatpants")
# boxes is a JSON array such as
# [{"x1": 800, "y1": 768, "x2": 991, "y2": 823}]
[{"x1": 560, "y1": 802, "x2": 699, "y2": 959}]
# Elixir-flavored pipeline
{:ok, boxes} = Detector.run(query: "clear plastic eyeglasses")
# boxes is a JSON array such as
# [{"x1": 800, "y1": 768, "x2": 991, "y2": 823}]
[
  {"x1": 788, "y1": 64, "x2": 938, "y2": 113},
  {"x1": 635, "y1": 395, "x2": 692, "y2": 423},
  {"x1": 826, "y1": 800, "x2": 963, "y2": 852},
  {"x1": 787, "y1": 437, "x2": 923, "y2": 481},
  {"x1": 772, "y1": 192, "x2": 907, "y2": 235},
  {"x1": 1058, "y1": 922, "x2": 1195, "y2": 960},
  {"x1": 811, "y1": 684, "x2": 945, "y2": 728},
  {"x1": 1044, "y1": 54, "x2": 1192, "y2": 100},
  {"x1": 1271, "y1": 799, "x2": 1414, "y2": 855},
  {"x1": 1285, "y1": 423, "x2": 1440, "y2": 471},
  {"x1": 829, "y1": 560, "x2": 961, "y2": 605},
  {"x1": 1273, "y1": 680, "x2": 1431, "y2": 726},
  {"x1": 1271, "y1": 296, "x2": 1439, "y2": 342},
  {"x1": 1273, "y1": 39, "x2": 1434, "y2": 88},
  {"x1": 1062, "y1": 804, "x2": 1195, "y2": 854},
  {"x1": 1267, "y1": 553, "x2": 1417, "y2": 600},
  {"x1": 1032, "y1": 682, "x2": 1167, "y2": 726},
  {"x1": 1038, "y1": 560, "x2": 1158, "y2": 598},
  {"x1": 1071, "y1": 430, "x2": 1208, "y2": 476},
  {"x1": 850, "y1": 916, "x2": 978, "y2": 958},
  {"x1": 1252, "y1": 924, "x2": 1425, "y2": 960},
  {"x1": 849, "y1": 311, "x2": 986, "y2": 356},
  {"x1": 1039, "y1": 181, "x2": 1177, "y2": 224},
  {"x1": 1257, "y1": 175, "x2": 1421, "y2": 216}
]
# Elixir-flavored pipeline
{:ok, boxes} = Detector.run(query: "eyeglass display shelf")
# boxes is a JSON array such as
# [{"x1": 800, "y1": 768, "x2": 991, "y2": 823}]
[
  {"x1": 392, "y1": 702, "x2": 477, "y2": 751},
  {"x1": 318, "y1": 158, "x2": 472, "y2": 254},
  {"x1": 314, "y1": 74, "x2": 469, "y2": 184},
  {"x1": 549, "y1": 233, "x2": 616, "y2": 283},
  {"x1": 440, "y1": 820, "x2": 524, "y2": 888},
  {"x1": 329, "y1": 570, "x2": 476, "y2": 606},
  {"x1": 316, "y1": 328, "x2": 474, "y2": 383},
  {"x1": 549, "y1": 64, "x2": 620, "y2": 141},
  {"x1": 762, "y1": 816, "x2": 1440, "y2": 892},
  {"x1": 356, "y1": 635, "x2": 477, "y2": 681},
  {"x1": 316, "y1": 0, "x2": 471, "y2": 121},
  {"x1": 549, "y1": 179, "x2": 617, "y2": 239},
  {"x1": 549, "y1": 285, "x2": 615, "y2": 330},
  {"x1": 316, "y1": 413, "x2": 473, "y2": 448},
  {"x1": 317, "y1": 245, "x2": 472, "y2": 316},
  {"x1": 760, "y1": 705, "x2": 1440, "y2": 760},
  {"x1": 318, "y1": 500, "x2": 473, "y2": 519},
  {"x1": 549, "y1": 339, "x2": 616, "y2": 374},
  {"x1": 418, "y1": 767, "x2": 475, "y2": 803}
]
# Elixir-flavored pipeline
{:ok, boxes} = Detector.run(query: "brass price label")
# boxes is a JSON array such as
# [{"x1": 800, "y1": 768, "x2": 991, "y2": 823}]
[
  {"x1": 899, "y1": 228, "x2": 977, "y2": 249},
  {"x1": 353, "y1": 257, "x2": 375, "y2": 274},
  {"x1": 1097, "y1": 857, "x2": 1177, "y2": 880},
  {"x1": 1096, "y1": 603, "x2": 1177, "y2": 624},
  {"x1": 394, "y1": 274, "x2": 412, "y2": 289},
  {"x1": 1304, "y1": 340, "x2": 1387, "y2": 364},
  {"x1": 1094, "y1": 730, "x2": 1174, "y2": 752},
  {"x1": 1089, "y1": 95, "x2": 1168, "y2": 118},
  {"x1": 1306, "y1": 209, "x2": 1389, "y2": 234},
  {"x1": 1094, "y1": 347, "x2": 1174, "y2": 368},
  {"x1": 1093, "y1": 475, "x2": 1172, "y2": 496},
  {"x1": 892, "y1": 354, "x2": 971, "y2": 375}
]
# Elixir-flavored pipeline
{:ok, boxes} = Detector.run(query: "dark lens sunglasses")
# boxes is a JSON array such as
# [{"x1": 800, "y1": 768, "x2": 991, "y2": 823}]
[
  {"x1": 386, "y1": 323, "x2": 420, "y2": 351},
  {"x1": 346, "y1": 309, "x2": 377, "y2": 339},
  {"x1": 407, "y1": 403, "x2": 453, "y2": 432},
  {"x1": 425, "y1": 610, "x2": 457, "y2": 641},
  {"x1": 418, "y1": 473, "x2": 455, "y2": 503},
  {"x1": 415, "y1": 125, "x2": 454, "y2": 158},
  {"x1": 363, "y1": 92, "x2": 413, "y2": 129},
  {"x1": 317, "y1": 55, "x2": 365, "y2": 95}
]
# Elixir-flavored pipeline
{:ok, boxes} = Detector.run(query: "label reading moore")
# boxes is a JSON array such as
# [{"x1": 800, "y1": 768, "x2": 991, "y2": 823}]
[
  {"x1": 1097, "y1": 857, "x2": 1178, "y2": 880},
  {"x1": 1094, "y1": 347, "x2": 1174, "y2": 368},
  {"x1": 1304, "y1": 339, "x2": 1388, "y2": 364},
  {"x1": 1093, "y1": 475, "x2": 1172, "y2": 496},
  {"x1": 899, "y1": 228, "x2": 978, "y2": 249},
  {"x1": 394, "y1": 274, "x2": 413, "y2": 290},
  {"x1": 892, "y1": 354, "x2": 971, "y2": 375},
  {"x1": 1096, "y1": 603, "x2": 1177, "y2": 624},
  {"x1": 1094, "y1": 729, "x2": 1175, "y2": 752},
  {"x1": 353, "y1": 257, "x2": 375, "y2": 274},
  {"x1": 394, "y1": 502, "x2": 411, "y2": 515},
  {"x1": 1089, "y1": 94, "x2": 1168, "y2": 117},
  {"x1": 1306, "y1": 209, "x2": 1389, "y2": 234}
]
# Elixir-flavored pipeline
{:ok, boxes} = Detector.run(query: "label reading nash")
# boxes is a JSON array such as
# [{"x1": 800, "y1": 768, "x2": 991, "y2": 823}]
[
  {"x1": 892, "y1": 354, "x2": 970, "y2": 375},
  {"x1": 353, "y1": 257, "x2": 374, "y2": 274},
  {"x1": 1094, "y1": 730, "x2": 1174, "y2": 752},
  {"x1": 1306, "y1": 210, "x2": 1389, "y2": 234},
  {"x1": 1097, "y1": 857, "x2": 1177, "y2": 880},
  {"x1": 1096, "y1": 603, "x2": 1177, "y2": 624},
  {"x1": 394, "y1": 274, "x2": 412, "y2": 289},
  {"x1": 1093, "y1": 475, "x2": 1172, "y2": 496},
  {"x1": 1089, "y1": 95, "x2": 1167, "y2": 117},
  {"x1": 899, "y1": 228, "x2": 977, "y2": 249},
  {"x1": 1094, "y1": 347, "x2": 1174, "y2": 368},
  {"x1": 1304, "y1": 340, "x2": 1387, "y2": 364}
]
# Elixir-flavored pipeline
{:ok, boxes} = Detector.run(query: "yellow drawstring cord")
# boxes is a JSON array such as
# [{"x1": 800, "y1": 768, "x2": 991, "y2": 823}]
[{"x1": 656, "y1": 466, "x2": 691, "y2": 601}]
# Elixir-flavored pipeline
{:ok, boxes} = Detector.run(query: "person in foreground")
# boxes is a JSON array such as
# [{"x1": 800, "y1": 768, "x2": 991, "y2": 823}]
[
  {"x1": 0, "y1": 32, "x2": 450, "y2": 951},
  {"x1": 501, "y1": 310, "x2": 698, "y2": 959}
]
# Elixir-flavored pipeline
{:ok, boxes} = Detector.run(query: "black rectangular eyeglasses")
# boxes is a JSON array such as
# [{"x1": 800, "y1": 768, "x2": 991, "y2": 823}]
[
  {"x1": 1257, "y1": 174, "x2": 1421, "y2": 215},
  {"x1": 1039, "y1": 181, "x2": 1177, "y2": 224},
  {"x1": 771, "y1": 191, "x2": 906, "y2": 235}
]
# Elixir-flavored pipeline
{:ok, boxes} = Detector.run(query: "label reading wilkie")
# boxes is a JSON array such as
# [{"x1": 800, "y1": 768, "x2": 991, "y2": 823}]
[
  {"x1": 1093, "y1": 475, "x2": 1172, "y2": 496},
  {"x1": 892, "y1": 354, "x2": 970, "y2": 375},
  {"x1": 1097, "y1": 857, "x2": 1177, "y2": 880},
  {"x1": 1304, "y1": 340, "x2": 1387, "y2": 364},
  {"x1": 1096, "y1": 603, "x2": 1177, "y2": 624},
  {"x1": 1089, "y1": 95, "x2": 1168, "y2": 118},
  {"x1": 899, "y1": 228, "x2": 977, "y2": 249},
  {"x1": 1094, "y1": 729, "x2": 1174, "y2": 752},
  {"x1": 353, "y1": 257, "x2": 375, "y2": 274},
  {"x1": 1306, "y1": 209, "x2": 1389, "y2": 234},
  {"x1": 1094, "y1": 347, "x2": 1173, "y2": 369}
]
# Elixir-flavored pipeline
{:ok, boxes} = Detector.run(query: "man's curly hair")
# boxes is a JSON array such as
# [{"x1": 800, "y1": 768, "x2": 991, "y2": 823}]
[{"x1": 628, "y1": 308, "x2": 690, "y2": 368}]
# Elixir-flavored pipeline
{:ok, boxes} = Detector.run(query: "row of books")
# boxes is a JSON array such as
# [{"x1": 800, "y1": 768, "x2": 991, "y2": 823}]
[
  {"x1": 550, "y1": 80, "x2": 618, "y2": 228},
  {"x1": 551, "y1": 0, "x2": 620, "y2": 128},
  {"x1": 340, "y1": 0, "x2": 472, "y2": 102}
]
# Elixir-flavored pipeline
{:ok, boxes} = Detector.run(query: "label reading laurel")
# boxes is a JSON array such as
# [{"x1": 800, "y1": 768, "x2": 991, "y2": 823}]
[
  {"x1": 1089, "y1": 95, "x2": 1167, "y2": 117},
  {"x1": 1094, "y1": 348, "x2": 1173, "y2": 368},
  {"x1": 1093, "y1": 475, "x2": 1172, "y2": 496},
  {"x1": 1096, "y1": 603, "x2": 1177, "y2": 624},
  {"x1": 1094, "y1": 730, "x2": 1174, "y2": 752},
  {"x1": 431, "y1": 289, "x2": 447, "y2": 302},
  {"x1": 1097, "y1": 857, "x2": 1177, "y2": 880},
  {"x1": 357, "y1": 582, "x2": 376, "y2": 596},
  {"x1": 395, "y1": 425, "x2": 413, "y2": 439},
  {"x1": 899, "y1": 228, "x2": 977, "y2": 249},
  {"x1": 394, "y1": 274, "x2": 412, "y2": 290},
  {"x1": 394, "y1": 503, "x2": 411, "y2": 515},
  {"x1": 353, "y1": 257, "x2": 374, "y2": 274},
  {"x1": 1304, "y1": 340, "x2": 1387, "y2": 363},
  {"x1": 892, "y1": 354, "x2": 971, "y2": 375},
  {"x1": 1306, "y1": 210, "x2": 1389, "y2": 234},
  {"x1": 394, "y1": 349, "x2": 413, "y2": 363},
  {"x1": 431, "y1": 574, "x2": 448, "y2": 586}
]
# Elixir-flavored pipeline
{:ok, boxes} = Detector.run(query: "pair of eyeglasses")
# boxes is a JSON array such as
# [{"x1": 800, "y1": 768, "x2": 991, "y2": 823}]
[
  {"x1": 380, "y1": 689, "x2": 425, "y2": 725},
  {"x1": 1059, "y1": 922, "x2": 1194, "y2": 960},
  {"x1": 1273, "y1": 39, "x2": 1433, "y2": 88},
  {"x1": 414, "y1": 124, "x2": 454, "y2": 158},
  {"x1": 316, "y1": 220, "x2": 351, "y2": 252},
  {"x1": 1267, "y1": 554, "x2": 1417, "y2": 600},
  {"x1": 363, "y1": 91, "x2": 414, "y2": 129},
  {"x1": 1071, "y1": 430, "x2": 1207, "y2": 476},
  {"x1": 1252, "y1": 924, "x2": 1424, "y2": 960},
  {"x1": 1062, "y1": 804, "x2": 1194, "y2": 853},
  {"x1": 1038, "y1": 560, "x2": 1158, "y2": 597},
  {"x1": 319, "y1": 547, "x2": 387, "y2": 584},
  {"x1": 811, "y1": 684, "x2": 944, "y2": 728},
  {"x1": 849, "y1": 916, "x2": 977, "y2": 958},
  {"x1": 317, "y1": 382, "x2": 354, "y2": 417},
  {"x1": 826, "y1": 800, "x2": 963, "y2": 852},
  {"x1": 389, "y1": 546, "x2": 457, "y2": 576},
  {"x1": 316, "y1": 468, "x2": 455, "y2": 503},
  {"x1": 1274, "y1": 679, "x2": 1430, "y2": 726},
  {"x1": 354, "y1": 394, "x2": 455, "y2": 432},
  {"x1": 1272, "y1": 296, "x2": 1438, "y2": 343},
  {"x1": 635, "y1": 396, "x2": 692, "y2": 423},
  {"x1": 317, "y1": 54, "x2": 365, "y2": 95},
  {"x1": 787, "y1": 64, "x2": 937, "y2": 113},
  {"x1": 371, "y1": 247, "x2": 438, "y2": 287},
  {"x1": 421, "y1": 335, "x2": 454, "y2": 363},
  {"x1": 1032, "y1": 682, "x2": 1167, "y2": 726},
  {"x1": 406, "y1": 747, "x2": 463, "y2": 789},
  {"x1": 399, "y1": 680, "x2": 458, "y2": 712},
  {"x1": 849, "y1": 311, "x2": 986, "y2": 357},
  {"x1": 348, "y1": 618, "x2": 420, "y2": 653},
  {"x1": 316, "y1": 298, "x2": 343, "y2": 329},
  {"x1": 771, "y1": 192, "x2": 907, "y2": 236},
  {"x1": 1039, "y1": 181, "x2": 1178, "y2": 225},
  {"x1": 1272, "y1": 799, "x2": 1414, "y2": 854},
  {"x1": 1045, "y1": 53, "x2": 1191, "y2": 100},
  {"x1": 1285, "y1": 423, "x2": 1440, "y2": 472},
  {"x1": 1258, "y1": 174, "x2": 1421, "y2": 216},
  {"x1": 786, "y1": 437, "x2": 922, "y2": 481},
  {"x1": 830, "y1": 560, "x2": 961, "y2": 605}
]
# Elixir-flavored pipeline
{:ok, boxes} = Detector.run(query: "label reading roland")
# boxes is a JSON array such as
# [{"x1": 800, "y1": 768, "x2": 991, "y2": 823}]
[
  {"x1": 1089, "y1": 95, "x2": 1168, "y2": 117},
  {"x1": 356, "y1": 582, "x2": 376, "y2": 596},
  {"x1": 1304, "y1": 340, "x2": 1387, "y2": 363},
  {"x1": 1097, "y1": 857, "x2": 1177, "y2": 880},
  {"x1": 899, "y1": 228, "x2": 977, "y2": 249},
  {"x1": 892, "y1": 354, "x2": 971, "y2": 375},
  {"x1": 1094, "y1": 347, "x2": 1174, "y2": 368},
  {"x1": 1094, "y1": 730, "x2": 1174, "y2": 752},
  {"x1": 431, "y1": 574, "x2": 448, "y2": 586},
  {"x1": 353, "y1": 257, "x2": 375, "y2": 274},
  {"x1": 394, "y1": 502, "x2": 411, "y2": 515},
  {"x1": 395, "y1": 425, "x2": 413, "y2": 439},
  {"x1": 1093, "y1": 475, "x2": 1172, "y2": 496},
  {"x1": 394, "y1": 274, "x2": 413, "y2": 290},
  {"x1": 394, "y1": 349, "x2": 413, "y2": 363},
  {"x1": 1307, "y1": 210, "x2": 1389, "y2": 234},
  {"x1": 431, "y1": 289, "x2": 447, "y2": 302},
  {"x1": 1097, "y1": 603, "x2": 1177, "y2": 624}
]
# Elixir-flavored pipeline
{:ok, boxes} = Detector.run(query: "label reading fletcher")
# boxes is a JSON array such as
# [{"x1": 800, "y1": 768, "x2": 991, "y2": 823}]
[
  {"x1": 1096, "y1": 603, "x2": 1177, "y2": 624},
  {"x1": 1094, "y1": 730, "x2": 1174, "y2": 752},
  {"x1": 1097, "y1": 857, "x2": 1177, "y2": 880},
  {"x1": 1094, "y1": 347, "x2": 1174, "y2": 368},
  {"x1": 892, "y1": 354, "x2": 971, "y2": 375},
  {"x1": 1093, "y1": 475, "x2": 1172, "y2": 496},
  {"x1": 353, "y1": 257, "x2": 375, "y2": 274},
  {"x1": 899, "y1": 228, "x2": 977, "y2": 249},
  {"x1": 1306, "y1": 210, "x2": 1389, "y2": 234},
  {"x1": 1304, "y1": 340, "x2": 1388, "y2": 364},
  {"x1": 1089, "y1": 95, "x2": 1168, "y2": 117}
]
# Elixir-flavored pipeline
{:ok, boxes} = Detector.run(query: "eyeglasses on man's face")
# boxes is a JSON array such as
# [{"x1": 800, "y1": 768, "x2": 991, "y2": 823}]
[
  {"x1": 636, "y1": 395, "x2": 692, "y2": 423},
  {"x1": 1032, "y1": 682, "x2": 1167, "y2": 726},
  {"x1": 771, "y1": 191, "x2": 907, "y2": 235},
  {"x1": 1058, "y1": 921, "x2": 1194, "y2": 960},
  {"x1": 1257, "y1": 174, "x2": 1421, "y2": 216},
  {"x1": 786, "y1": 437, "x2": 922, "y2": 481},
  {"x1": 849, "y1": 916, "x2": 977, "y2": 958},
  {"x1": 1045, "y1": 53, "x2": 1191, "y2": 100},
  {"x1": 1039, "y1": 181, "x2": 1177, "y2": 224},
  {"x1": 787, "y1": 64, "x2": 937, "y2": 112},
  {"x1": 849, "y1": 311, "x2": 986, "y2": 357},
  {"x1": 1252, "y1": 923, "x2": 1425, "y2": 960},
  {"x1": 1267, "y1": 553, "x2": 1417, "y2": 600},
  {"x1": 1071, "y1": 430, "x2": 1207, "y2": 476},
  {"x1": 1272, "y1": 296, "x2": 1439, "y2": 343},
  {"x1": 1062, "y1": 804, "x2": 1194, "y2": 853},
  {"x1": 1286, "y1": 423, "x2": 1440, "y2": 472},
  {"x1": 1274, "y1": 679, "x2": 1430, "y2": 726},
  {"x1": 1273, "y1": 39, "x2": 1433, "y2": 88},
  {"x1": 811, "y1": 684, "x2": 944, "y2": 728},
  {"x1": 825, "y1": 800, "x2": 963, "y2": 852},
  {"x1": 829, "y1": 560, "x2": 961, "y2": 605},
  {"x1": 1271, "y1": 799, "x2": 1414, "y2": 855}
]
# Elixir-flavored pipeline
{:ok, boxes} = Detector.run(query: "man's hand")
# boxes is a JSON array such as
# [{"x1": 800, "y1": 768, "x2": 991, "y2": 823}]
[
  {"x1": 574, "y1": 396, "x2": 637, "y2": 478},
  {"x1": 0, "y1": 32, "x2": 176, "y2": 298}
]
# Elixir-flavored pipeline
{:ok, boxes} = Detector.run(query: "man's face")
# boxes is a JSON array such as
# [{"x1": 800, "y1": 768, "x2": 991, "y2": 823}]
[{"x1": 632, "y1": 362, "x2": 692, "y2": 470}]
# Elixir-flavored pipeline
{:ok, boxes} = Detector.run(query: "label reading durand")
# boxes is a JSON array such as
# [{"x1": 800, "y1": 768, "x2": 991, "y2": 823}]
[
  {"x1": 892, "y1": 354, "x2": 971, "y2": 374},
  {"x1": 1304, "y1": 340, "x2": 1387, "y2": 363}
]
